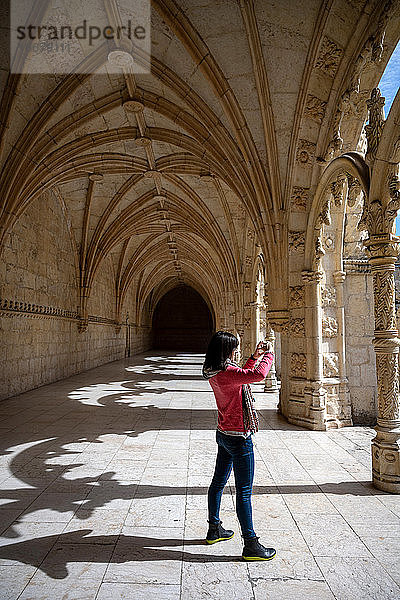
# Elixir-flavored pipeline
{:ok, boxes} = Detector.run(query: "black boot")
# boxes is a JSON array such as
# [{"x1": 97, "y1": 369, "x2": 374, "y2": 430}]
[
  {"x1": 242, "y1": 536, "x2": 276, "y2": 561},
  {"x1": 206, "y1": 520, "x2": 234, "y2": 544}
]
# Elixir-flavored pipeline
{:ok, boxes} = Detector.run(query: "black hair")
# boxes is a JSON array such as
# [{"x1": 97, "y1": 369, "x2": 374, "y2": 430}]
[{"x1": 203, "y1": 330, "x2": 239, "y2": 371}]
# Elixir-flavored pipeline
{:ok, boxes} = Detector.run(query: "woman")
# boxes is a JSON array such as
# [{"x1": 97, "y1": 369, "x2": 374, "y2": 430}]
[{"x1": 202, "y1": 330, "x2": 276, "y2": 561}]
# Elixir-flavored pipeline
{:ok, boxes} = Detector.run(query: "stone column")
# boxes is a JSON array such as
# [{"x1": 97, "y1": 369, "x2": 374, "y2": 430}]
[
  {"x1": 366, "y1": 235, "x2": 400, "y2": 493},
  {"x1": 125, "y1": 313, "x2": 131, "y2": 358},
  {"x1": 302, "y1": 270, "x2": 326, "y2": 430},
  {"x1": 235, "y1": 326, "x2": 244, "y2": 365},
  {"x1": 333, "y1": 270, "x2": 352, "y2": 424},
  {"x1": 264, "y1": 328, "x2": 279, "y2": 392}
]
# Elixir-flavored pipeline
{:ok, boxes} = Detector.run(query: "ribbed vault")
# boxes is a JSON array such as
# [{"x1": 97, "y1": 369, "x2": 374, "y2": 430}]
[{"x1": 0, "y1": 0, "x2": 399, "y2": 335}]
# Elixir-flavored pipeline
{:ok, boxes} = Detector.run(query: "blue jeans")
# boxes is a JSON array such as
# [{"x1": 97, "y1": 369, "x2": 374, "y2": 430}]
[{"x1": 207, "y1": 430, "x2": 256, "y2": 538}]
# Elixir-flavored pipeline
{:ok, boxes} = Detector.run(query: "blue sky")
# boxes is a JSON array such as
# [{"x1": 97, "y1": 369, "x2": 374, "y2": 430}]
[
  {"x1": 379, "y1": 41, "x2": 400, "y2": 116},
  {"x1": 377, "y1": 42, "x2": 400, "y2": 232}
]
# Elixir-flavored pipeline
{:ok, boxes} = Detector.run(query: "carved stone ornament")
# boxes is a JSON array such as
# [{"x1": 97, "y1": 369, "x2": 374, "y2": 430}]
[
  {"x1": 346, "y1": 173, "x2": 364, "y2": 207},
  {"x1": 296, "y1": 140, "x2": 316, "y2": 166},
  {"x1": 322, "y1": 316, "x2": 338, "y2": 337},
  {"x1": 317, "y1": 193, "x2": 331, "y2": 228},
  {"x1": 365, "y1": 87, "x2": 385, "y2": 166},
  {"x1": 266, "y1": 310, "x2": 290, "y2": 333},
  {"x1": 315, "y1": 237, "x2": 325, "y2": 261},
  {"x1": 325, "y1": 106, "x2": 344, "y2": 161},
  {"x1": 291, "y1": 353, "x2": 307, "y2": 378},
  {"x1": 323, "y1": 353, "x2": 339, "y2": 377},
  {"x1": 289, "y1": 231, "x2": 306, "y2": 253},
  {"x1": 324, "y1": 89, "x2": 367, "y2": 162},
  {"x1": 78, "y1": 317, "x2": 89, "y2": 333},
  {"x1": 291, "y1": 186, "x2": 309, "y2": 211},
  {"x1": 302, "y1": 270, "x2": 324, "y2": 284},
  {"x1": 376, "y1": 353, "x2": 400, "y2": 421},
  {"x1": 321, "y1": 285, "x2": 337, "y2": 307},
  {"x1": 330, "y1": 175, "x2": 346, "y2": 207},
  {"x1": 364, "y1": 237, "x2": 400, "y2": 265},
  {"x1": 290, "y1": 318, "x2": 306, "y2": 336},
  {"x1": 359, "y1": 175, "x2": 400, "y2": 236},
  {"x1": 372, "y1": 270, "x2": 397, "y2": 331},
  {"x1": 305, "y1": 95, "x2": 327, "y2": 123},
  {"x1": 385, "y1": 169, "x2": 400, "y2": 230},
  {"x1": 324, "y1": 235, "x2": 335, "y2": 252},
  {"x1": 315, "y1": 36, "x2": 343, "y2": 77},
  {"x1": 349, "y1": 37, "x2": 374, "y2": 94},
  {"x1": 289, "y1": 286, "x2": 305, "y2": 308},
  {"x1": 371, "y1": 0, "x2": 394, "y2": 63}
]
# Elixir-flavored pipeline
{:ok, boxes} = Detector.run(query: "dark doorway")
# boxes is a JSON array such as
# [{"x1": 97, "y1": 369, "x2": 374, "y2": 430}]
[{"x1": 152, "y1": 285, "x2": 214, "y2": 352}]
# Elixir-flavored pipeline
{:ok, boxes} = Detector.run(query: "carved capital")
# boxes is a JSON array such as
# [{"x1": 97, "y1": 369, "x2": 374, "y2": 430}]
[
  {"x1": 364, "y1": 235, "x2": 400, "y2": 263},
  {"x1": 359, "y1": 195, "x2": 400, "y2": 237}
]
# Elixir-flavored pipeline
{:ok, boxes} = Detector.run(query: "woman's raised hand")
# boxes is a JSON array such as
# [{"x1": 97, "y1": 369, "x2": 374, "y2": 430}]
[{"x1": 253, "y1": 340, "x2": 273, "y2": 359}]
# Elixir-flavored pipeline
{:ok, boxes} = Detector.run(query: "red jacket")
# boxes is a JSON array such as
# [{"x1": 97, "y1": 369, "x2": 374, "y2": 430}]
[{"x1": 207, "y1": 353, "x2": 274, "y2": 435}]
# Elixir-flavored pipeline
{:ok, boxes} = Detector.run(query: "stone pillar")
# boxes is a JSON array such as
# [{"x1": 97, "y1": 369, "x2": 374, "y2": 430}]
[
  {"x1": 235, "y1": 326, "x2": 244, "y2": 365},
  {"x1": 333, "y1": 270, "x2": 352, "y2": 424},
  {"x1": 125, "y1": 313, "x2": 131, "y2": 358},
  {"x1": 264, "y1": 328, "x2": 279, "y2": 392},
  {"x1": 366, "y1": 236, "x2": 400, "y2": 493},
  {"x1": 302, "y1": 270, "x2": 326, "y2": 430}
]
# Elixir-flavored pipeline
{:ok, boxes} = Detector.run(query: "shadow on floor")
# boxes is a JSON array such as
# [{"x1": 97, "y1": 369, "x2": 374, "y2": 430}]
[
  {"x1": 0, "y1": 477, "x2": 383, "y2": 541},
  {"x1": 0, "y1": 351, "x2": 380, "y2": 549},
  {"x1": 0, "y1": 530, "x2": 241, "y2": 578}
]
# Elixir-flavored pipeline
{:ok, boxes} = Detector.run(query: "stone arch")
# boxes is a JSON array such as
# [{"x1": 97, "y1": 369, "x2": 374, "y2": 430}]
[
  {"x1": 151, "y1": 284, "x2": 214, "y2": 351},
  {"x1": 306, "y1": 150, "x2": 380, "y2": 425}
]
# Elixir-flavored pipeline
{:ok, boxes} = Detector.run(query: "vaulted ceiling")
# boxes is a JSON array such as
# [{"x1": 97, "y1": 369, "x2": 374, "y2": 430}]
[{"x1": 0, "y1": 0, "x2": 398, "y2": 321}]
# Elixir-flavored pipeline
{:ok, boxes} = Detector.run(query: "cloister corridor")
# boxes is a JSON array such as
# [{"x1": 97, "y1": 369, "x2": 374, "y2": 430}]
[{"x1": 0, "y1": 351, "x2": 399, "y2": 600}]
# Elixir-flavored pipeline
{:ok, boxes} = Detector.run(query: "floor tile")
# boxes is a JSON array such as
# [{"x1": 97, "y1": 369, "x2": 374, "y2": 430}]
[{"x1": 0, "y1": 351, "x2": 398, "y2": 599}]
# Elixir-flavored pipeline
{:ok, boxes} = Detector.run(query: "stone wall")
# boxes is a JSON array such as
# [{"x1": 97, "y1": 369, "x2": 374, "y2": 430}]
[
  {"x1": 344, "y1": 272, "x2": 377, "y2": 425},
  {"x1": 0, "y1": 190, "x2": 152, "y2": 401}
]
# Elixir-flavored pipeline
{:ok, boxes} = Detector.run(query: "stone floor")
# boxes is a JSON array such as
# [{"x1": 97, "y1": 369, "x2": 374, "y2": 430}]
[{"x1": 0, "y1": 351, "x2": 399, "y2": 600}]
